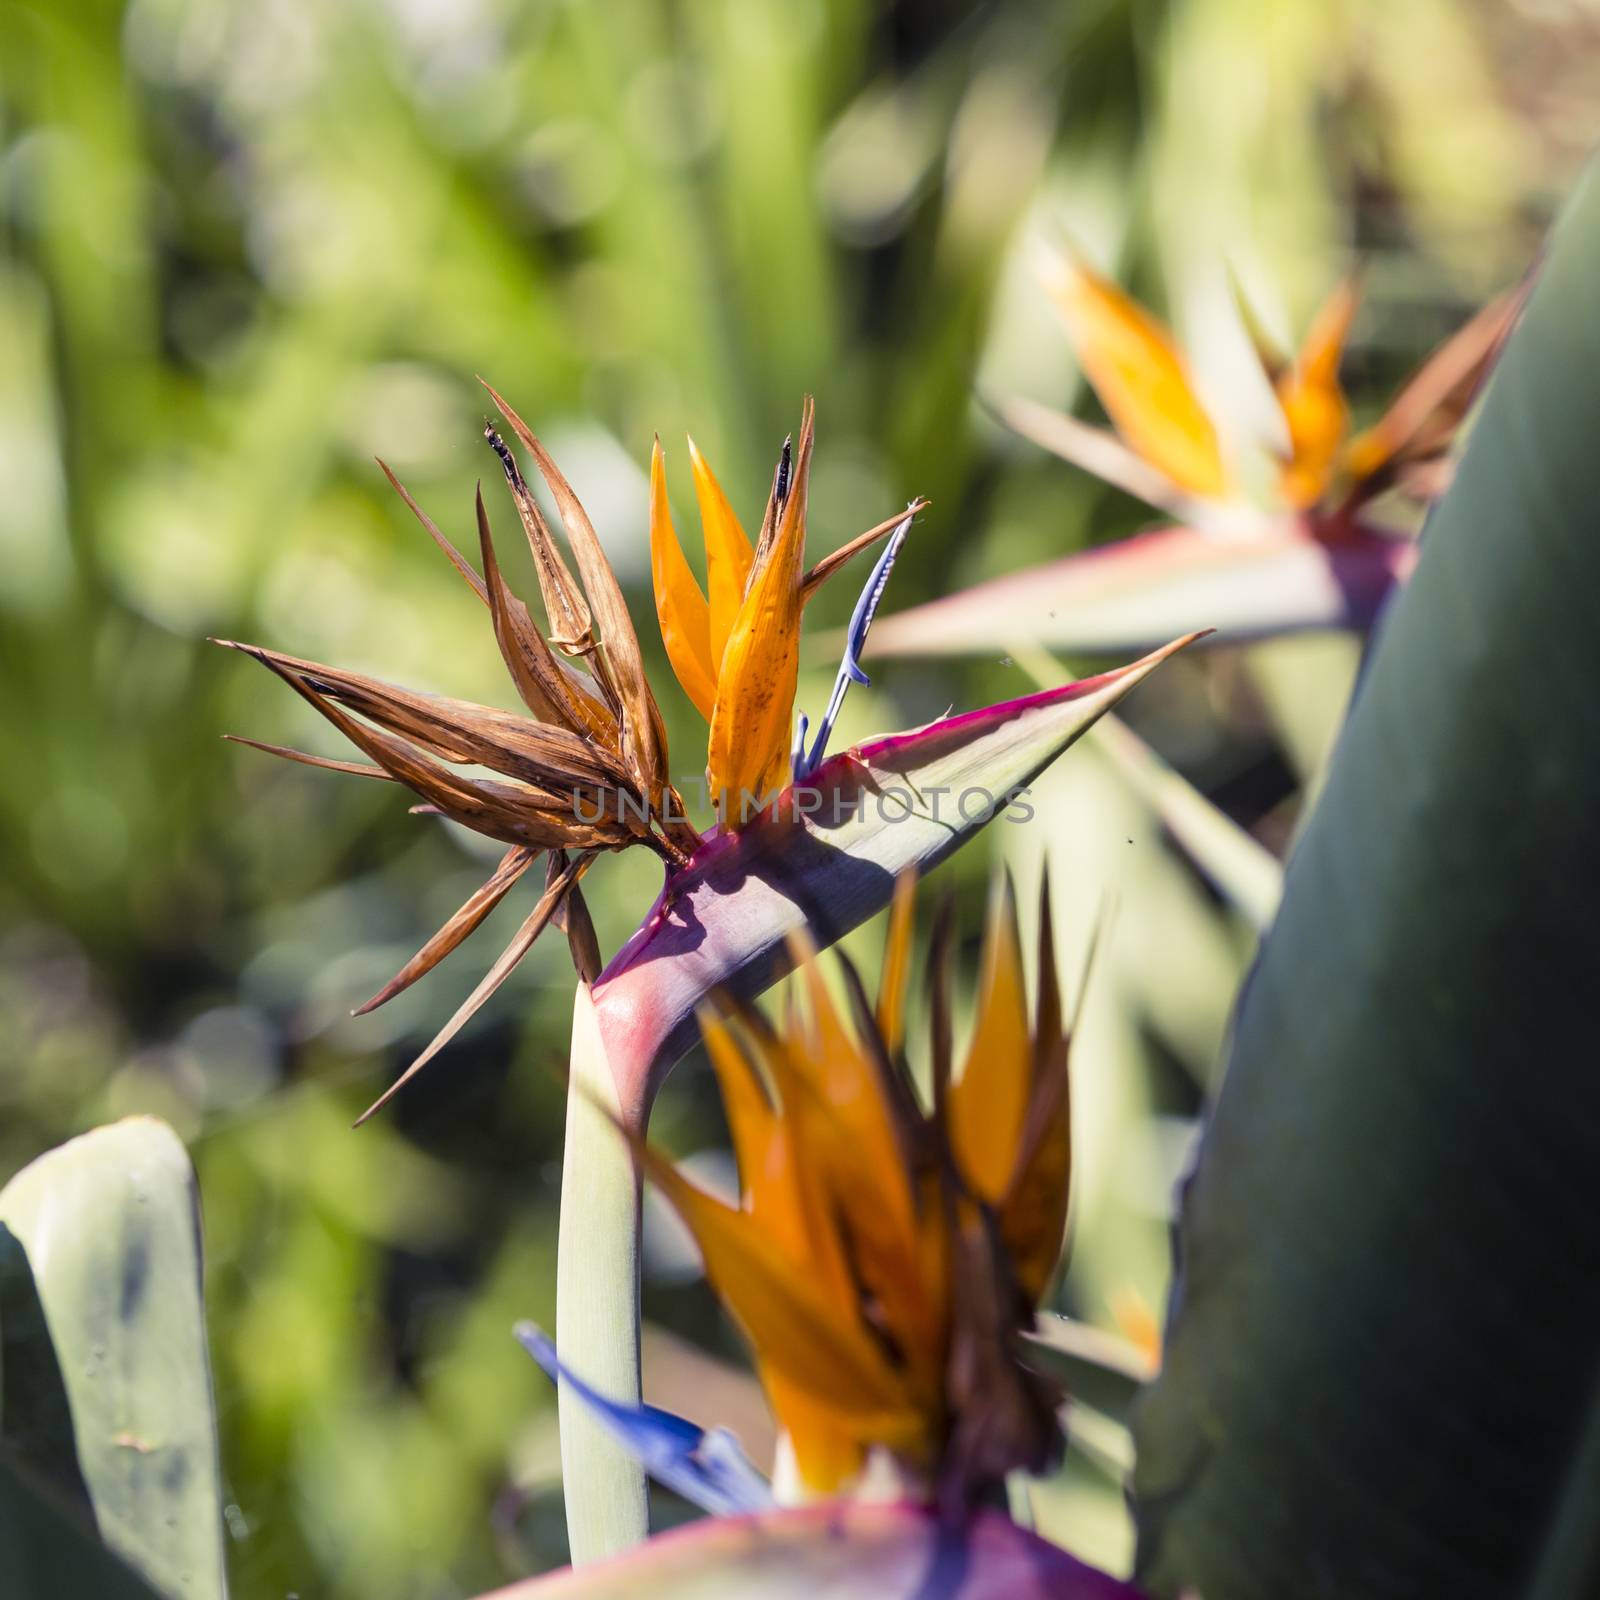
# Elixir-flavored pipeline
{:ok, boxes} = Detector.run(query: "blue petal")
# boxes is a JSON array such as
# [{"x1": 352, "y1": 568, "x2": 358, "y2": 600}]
[
  {"x1": 515, "y1": 1322, "x2": 772, "y2": 1517},
  {"x1": 794, "y1": 505, "x2": 916, "y2": 779}
]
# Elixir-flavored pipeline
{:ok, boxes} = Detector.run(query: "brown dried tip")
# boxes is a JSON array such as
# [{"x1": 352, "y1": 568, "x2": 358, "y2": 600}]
[
  {"x1": 352, "y1": 845, "x2": 538, "y2": 1017},
  {"x1": 481, "y1": 379, "x2": 671, "y2": 807},
  {"x1": 222, "y1": 402, "x2": 732, "y2": 1121},
  {"x1": 482, "y1": 418, "x2": 595, "y2": 655},
  {"x1": 354, "y1": 849, "x2": 597, "y2": 1125}
]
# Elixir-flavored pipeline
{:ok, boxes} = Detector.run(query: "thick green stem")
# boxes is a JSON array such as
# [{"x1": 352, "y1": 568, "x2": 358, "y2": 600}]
[{"x1": 555, "y1": 982, "x2": 649, "y2": 1563}]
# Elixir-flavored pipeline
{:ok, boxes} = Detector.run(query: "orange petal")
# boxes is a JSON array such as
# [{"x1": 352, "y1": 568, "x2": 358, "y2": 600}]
[
  {"x1": 642, "y1": 1147, "x2": 910, "y2": 1422},
  {"x1": 649, "y1": 440, "x2": 718, "y2": 721},
  {"x1": 1000, "y1": 1033, "x2": 1070, "y2": 1302},
  {"x1": 706, "y1": 401, "x2": 814, "y2": 818},
  {"x1": 1000, "y1": 875, "x2": 1076, "y2": 1301},
  {"x1": 767, "y1": 1376, "x2": 868, "y2": 1495},
  {"x1": 1276, "y1": 275, "x2": 1360, "y2": 509},
  {"x1": 701, "y1": 1013, "x2": 775, "y2": 1178},
  {"x1": 993, "y1": 397, "x2": 1208, "y2": 523},
  {"x1": 725, "y1": 999, "x2": 891, "y2": 1321},
  {"x1": 1044, "y1": 250, "x2": 1230, "y2": 500},
  {"x1": 948, "y1": 877, "x2": 1032, "y2": 1205},
  {"x1": 779, "y1": 942, "x2": 939, "y2": 1365},
  {"x1": 687, "y1": 436, "x2": 755, "y2": 672},
  {"x1": 876, "y1": 868, "x2": 917, "y2": 1058}
]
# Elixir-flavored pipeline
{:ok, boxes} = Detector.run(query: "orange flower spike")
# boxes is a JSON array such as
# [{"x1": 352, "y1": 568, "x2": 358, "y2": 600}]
[
  {"x1": 1276, "y1": 275, "x2": 1362, "y2": 509},
  {"x1": 637, "y1": 877, "x2": 1081, "y2": 1505},
  {"x1": 699, "y1": 1012, "x2": 907, "y2": 1492},
  {"x1": 948, "y1": 876, "x2": 1033, "y2": 1205},
  {"x1": 686, "y1": 436, "x2": 756, "y2": 672},
  {"x1": 648, "y1": 439, "x2": 718, "y2": 721},
  {"x1": 785, "y1": 932, "x2": 918, "y2": 1233},
  {"x1": 1045, "y1": 249, "x2": 1231, "y2": 500},
  {"x1": 706, "y1": 400, "x2": 815, "y2": 817},
  {"x1": 787, "y1": 970, "x2": 943, "y2": 1385}
]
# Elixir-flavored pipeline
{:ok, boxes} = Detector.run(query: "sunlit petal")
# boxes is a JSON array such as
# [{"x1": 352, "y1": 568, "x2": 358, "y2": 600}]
[
  {"x1": 706, "y1": 401, "x2": 815, "y2": 817},
  {"x1": 687, "y1": 436, "x2": 755, "y2": 672},
  {"x1": 1043, "y1": 248, "x2": 1230, "y2": 499},
  {"x1": 639, "y1": 1144, "x2": 912, "y2": 1425},
  {"x1": 649, "y1": 440, "x2": 718, "y2": 721},
  {"x1": 948, "y1": 877, "x2": 1032, "y2": 1204}
]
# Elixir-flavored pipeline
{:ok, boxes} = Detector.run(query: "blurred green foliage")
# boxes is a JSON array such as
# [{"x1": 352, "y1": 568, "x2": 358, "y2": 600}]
[{"x1": 0, "y1": 0, "x2": 1592, "y2": 1594}]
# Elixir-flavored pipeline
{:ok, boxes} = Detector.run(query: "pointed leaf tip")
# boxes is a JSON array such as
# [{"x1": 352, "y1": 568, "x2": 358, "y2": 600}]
[{"x1": 590, "y1": 635, "x2": 1198, "y2": 1111}]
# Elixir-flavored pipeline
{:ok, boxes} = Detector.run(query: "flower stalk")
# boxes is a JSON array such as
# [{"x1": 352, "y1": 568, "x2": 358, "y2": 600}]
[{"x1": 555, "y1": 983, "x2": 649, "y2": 1562}]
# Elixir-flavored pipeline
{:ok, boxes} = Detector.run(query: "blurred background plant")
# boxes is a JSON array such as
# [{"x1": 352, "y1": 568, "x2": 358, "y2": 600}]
[{"x1": 1, "y1": 1, "x2": 1596, "y2": 1595}]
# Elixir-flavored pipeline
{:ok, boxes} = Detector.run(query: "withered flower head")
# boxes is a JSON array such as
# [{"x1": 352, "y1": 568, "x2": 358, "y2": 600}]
[
  {"x1": 220, "y1": 389, "x2": 914, "y2": 1120},
  {"x1": 640, "y1": 871, "x2": 1077, "y2": 1509}
]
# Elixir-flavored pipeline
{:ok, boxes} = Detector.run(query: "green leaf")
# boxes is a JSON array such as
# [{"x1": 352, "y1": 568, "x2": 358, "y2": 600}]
[
  {"x1": 0, "y1": 1453, "x2": 167, "y2": 1600},
  {"x1": 0, "y1": 1119, "x2": 229, "y2": 1600},
  {"x1": 1022, "y1": 1314, "x2": 1155, "y2": 1425},
  {"x1": 1131, "y1": 164, "x2": 1600, "y2": 1597},
  {"x1": 477, "y1": 1503, "x2": 1145, "y2": 1598},
  {"x1": 1, "y1": 1222, "x2": 91, "y2": 1512},
  {"x1": 1088, "y1": 715, "x2": 1281, "y2": 933}
]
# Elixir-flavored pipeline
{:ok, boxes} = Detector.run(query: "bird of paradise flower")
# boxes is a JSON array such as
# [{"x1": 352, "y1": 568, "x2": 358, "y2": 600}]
[
  {"x1": 219, "y1": 387, "x2": 1198, "y2": 1559},
  {"x1": 867, "y1": 248, "x2": 1524, "y2": 661},
  {"x1": 508, "y1": 876, "x2": 1150, "y2": 1598}
]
